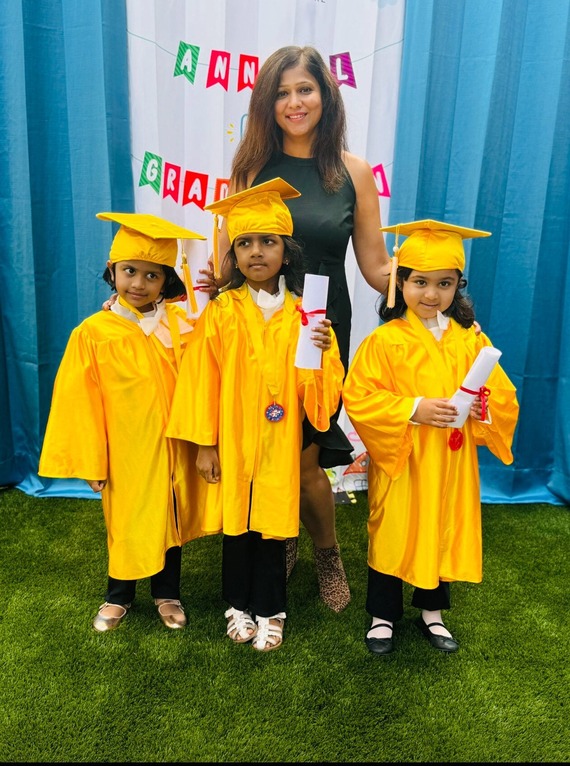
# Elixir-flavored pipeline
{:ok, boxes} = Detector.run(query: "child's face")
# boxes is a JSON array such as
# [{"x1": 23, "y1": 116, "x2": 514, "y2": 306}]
[
  {"x1": 109, "y1": 259, "x2": 167, "y2": 313},
  {"x1": 401, "y1": 269, "x2": 459, "y2": 320},
  {"x1": 233, "y1": 232, "x2": 285, "y2": 294}
]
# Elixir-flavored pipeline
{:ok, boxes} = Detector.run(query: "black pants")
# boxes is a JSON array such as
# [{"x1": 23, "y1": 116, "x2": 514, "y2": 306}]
[
  {"x1": 222, "y1": 531, "x2": 286, "y2": 618},
  {"x1": 366, "y1": 567, "x2": 451, "y2": 622},
  {"x1": 105, "y1": 546, "x2": 182, "y2": 605}
]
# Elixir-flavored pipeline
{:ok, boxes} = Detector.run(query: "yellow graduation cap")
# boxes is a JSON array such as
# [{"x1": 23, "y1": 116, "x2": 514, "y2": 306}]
[
  {"x1": 97, "y1": 212, "x2": 206, "y2": 314},
  {"x1": 380, "y1": 219, "x2": 491, "y2": 308},
  {"x1": 204, "y1": 178, "x2": 301, "y2": 279}
]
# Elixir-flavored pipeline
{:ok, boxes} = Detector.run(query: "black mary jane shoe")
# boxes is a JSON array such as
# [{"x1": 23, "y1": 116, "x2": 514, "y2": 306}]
[
  {"x1": 365, "y1": 622, "x2": 394, "y2": 656},
  {"x1": 415, "y1": 617, "x2": 459, "y2": 653}
]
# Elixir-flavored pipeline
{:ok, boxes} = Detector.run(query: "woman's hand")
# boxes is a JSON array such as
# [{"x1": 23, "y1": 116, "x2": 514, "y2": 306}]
[
  {"x1": 102, "y1": 293, "x2": 118, "y2": 311},
  {"x1": 312, "y1": 318, "x2": 333, "y2": 352}
]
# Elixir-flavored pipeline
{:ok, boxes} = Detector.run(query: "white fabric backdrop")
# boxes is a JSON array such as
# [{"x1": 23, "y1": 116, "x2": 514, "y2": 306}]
[{"x1": 126, "y1": 0, "x2": 405, "y2": 492}]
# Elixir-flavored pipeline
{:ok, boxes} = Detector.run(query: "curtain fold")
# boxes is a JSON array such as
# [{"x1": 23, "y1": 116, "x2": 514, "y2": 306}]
[
  {"x1": 388, "y1": 0, "x2": 570, "y2": 503},
  {"x1": 0, "y1": 0, "x2": 133, "y2": 495}
]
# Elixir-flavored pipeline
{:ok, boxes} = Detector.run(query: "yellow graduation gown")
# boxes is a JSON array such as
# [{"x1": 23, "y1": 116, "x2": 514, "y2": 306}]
[
  {"x1": 342, "y1": 311, "x2": 519, "y2": 589},
  {"x1": 38, "y1": 303, "x2": 207, "y2": 580},
  {"x1": 166, "y1": 284, "x2": 345, "y2": 539}
]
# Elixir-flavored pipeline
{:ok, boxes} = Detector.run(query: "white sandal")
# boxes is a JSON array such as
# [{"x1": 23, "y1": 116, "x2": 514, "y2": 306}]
[
  {"x1": 252, "y1": 612, "x2": 286, "y2": 652},
  {"x1": 224, "y1": 607, "x2": 257, "y2": 643}
]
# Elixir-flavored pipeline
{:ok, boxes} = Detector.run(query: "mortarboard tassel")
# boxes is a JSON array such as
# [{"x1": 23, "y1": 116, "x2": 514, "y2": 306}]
[
  {"x1": 181, "y1": 247, "x2": 199, "y2": 316},
  {"x1": 212, "y1": 214, "x2": 221, "y2": 280},
  {"x1": 386, "y1": 227, "x2": 400, "y2": 309}
]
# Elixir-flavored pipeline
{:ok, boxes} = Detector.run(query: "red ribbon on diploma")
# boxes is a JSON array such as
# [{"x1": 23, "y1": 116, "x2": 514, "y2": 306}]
[
  {"x1": 296, "y1": 305, "x2": 326, "y2": 326},
  {"x1": 459, "y1": 385, "x2": 491, "y2": 420},
  {"x1": 448, "y1": 385, "x2": 491, "y2": 451}
]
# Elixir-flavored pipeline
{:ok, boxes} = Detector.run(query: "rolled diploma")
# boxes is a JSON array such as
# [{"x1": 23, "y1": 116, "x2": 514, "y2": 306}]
[
  {"x1": 294, "y1": 274, "x2": 329, "y2": 369},
  {"x1": 448, "y1": 346, "x2": 502, "y2": 427},
  {"x1": 184, "y1": 238, "x2": 211, "y2": 318}
]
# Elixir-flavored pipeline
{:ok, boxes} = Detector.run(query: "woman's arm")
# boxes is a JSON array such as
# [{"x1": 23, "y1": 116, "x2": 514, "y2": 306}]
[{"x1": 343, "y1": 152, "x2": 391, "y2": 296}]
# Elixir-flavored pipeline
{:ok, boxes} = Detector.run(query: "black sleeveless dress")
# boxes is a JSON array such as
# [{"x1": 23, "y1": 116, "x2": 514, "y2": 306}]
[{"x1": 253, "y1": 153, "x2": 355, "y2": 468}]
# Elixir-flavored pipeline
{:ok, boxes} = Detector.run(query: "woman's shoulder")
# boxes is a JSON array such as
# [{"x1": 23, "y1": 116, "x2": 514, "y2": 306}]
[
  {"x1": 341, "y1": 151, "x2": 378, "y2": 198},
  {"x1": 342, "y1": 151, "x2": 373, "y2": 179}
]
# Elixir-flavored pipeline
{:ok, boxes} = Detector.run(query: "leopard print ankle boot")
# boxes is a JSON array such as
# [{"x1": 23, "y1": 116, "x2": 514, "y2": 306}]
[
  {"x1": 313, "y1": 543, "x2": 351, "y2": 612},
  {"x1": 285, "y1": 537, "x2": 299, "y2": 580}
]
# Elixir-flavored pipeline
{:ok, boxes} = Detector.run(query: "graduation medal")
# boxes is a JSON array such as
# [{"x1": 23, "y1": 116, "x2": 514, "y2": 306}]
[{"x1": 265, "y1": 402, "x2": 285, "y2": 422}]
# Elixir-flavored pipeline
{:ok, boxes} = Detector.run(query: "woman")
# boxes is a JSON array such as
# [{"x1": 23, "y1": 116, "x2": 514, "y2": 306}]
[{"x1": 214, "y1": 45, "x2": 390, "y2": 612}]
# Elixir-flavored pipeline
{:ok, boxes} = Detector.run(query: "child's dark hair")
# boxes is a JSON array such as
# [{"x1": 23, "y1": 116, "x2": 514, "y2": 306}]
[
  {"x1": 378, "y1": 267, "x2": 475, "y2": 328},
  {"x1": 223, "y1": 235, "x2": 305, "y2": 295},
  {"x1": 103, "y1": 263, "x2": 186, "y2": 301}
]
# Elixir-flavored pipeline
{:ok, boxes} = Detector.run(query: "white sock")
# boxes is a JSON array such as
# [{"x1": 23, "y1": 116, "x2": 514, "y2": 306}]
[
  {"x1": 421, "y1": 609, "x2": 452, "y2": 637},
  {"x1": 367, "y1": 616, "x2": 393, "y2": 639}
]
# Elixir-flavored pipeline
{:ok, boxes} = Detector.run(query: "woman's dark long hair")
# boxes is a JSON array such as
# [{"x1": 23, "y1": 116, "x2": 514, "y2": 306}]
[
  {"x1": 103, "y1": 263, "x2": 186, "y2": 302},
  {"x1": 378, "y1": 267, "x2": 475, "y2": 328},
  {"x1": 223, "y1": 235, "x2": 305, "y2": 296},
  {"x1": 231, "y1": 45, "x2": 348, "y2": 193}
]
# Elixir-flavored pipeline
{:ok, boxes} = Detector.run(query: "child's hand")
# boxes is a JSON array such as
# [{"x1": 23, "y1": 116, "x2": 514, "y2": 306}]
[
  {"x1": 102, "y1": 293, "x2": 118, "y2": 311},
  {"x1": 415, "y1": 398, "x2": 458, "y2": 427},
  {"x1": 312, "y1": 318, "x2": 333, "y2": 352},
  {"x1": 473, "y1": 320, "x2": 482, "y2": 335},
  {"x1": 469, "y1": 398, "x2": 483, "y2": 421},
  {"x1": 196, "y1": 445, "x2": 221, "y2": 483},
  {"x1": 87, "y1": 479, "x2": 107, "y2": 492}
]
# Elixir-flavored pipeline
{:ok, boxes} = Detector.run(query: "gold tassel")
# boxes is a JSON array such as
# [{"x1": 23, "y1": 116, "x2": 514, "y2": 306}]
[
  {"x1": 212, "y1": 214, "x2": 221, "y2": 280},
  {"x1": 181, "y1": 247, "x2": 198, "y2": 315},
  {"x1": 386, "y1": 226, "x2": 401, "y2": 309}
]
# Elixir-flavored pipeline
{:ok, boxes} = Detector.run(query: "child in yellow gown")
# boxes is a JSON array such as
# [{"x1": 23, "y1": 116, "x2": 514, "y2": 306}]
[
  {"x1": 343, "y1": 220, "x2": 519, "y2": 655},
  {"x1": 167, "y1": 179, "x2": 345, "y2": 651},
  {"x1": 39, "y1": 213, "x2": 207, "y2": 632}
]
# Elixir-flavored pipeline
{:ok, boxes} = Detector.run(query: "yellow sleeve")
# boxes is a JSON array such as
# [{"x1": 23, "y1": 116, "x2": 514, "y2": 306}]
[
  {"x1": 38, "y1": 325, "x2": 108, "y2": 481},
  {"x1": 296, "y1": 329, "x2": 345, "y2": 432},
  {"x1": 470, "y1": 335, "x2": 519, "y2": 464},
  {"x1": 166, "y1": 303, "x2": 221, "y2": 446},
  {"x1": 343, "y1": 331, "x2": 415, "y2": 479}
]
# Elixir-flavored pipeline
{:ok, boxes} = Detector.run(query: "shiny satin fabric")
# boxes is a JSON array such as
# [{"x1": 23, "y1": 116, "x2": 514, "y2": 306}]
[
  {"x1": 343, "y1": 310, "x2": 519, "y2": 589},
  {"x1": 38, "y1": 304, "x2": 208, "y2": 580},
  {"x1": 166, "y1": 284, "x2": 345, "y2": 540}
]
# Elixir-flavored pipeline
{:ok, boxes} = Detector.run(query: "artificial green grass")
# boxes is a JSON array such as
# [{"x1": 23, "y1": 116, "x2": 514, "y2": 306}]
[{"x1": 0, "y1": 487, "x2": 568, "y2": 763}]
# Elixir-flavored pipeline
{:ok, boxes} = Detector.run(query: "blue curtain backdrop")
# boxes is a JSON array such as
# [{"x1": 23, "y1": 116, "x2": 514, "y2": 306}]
[
  {"x1": 387, "y1": 0, "x2": 570, "y2": 505},
  {"x1": 1, "y1": 0, "x2": 568, "y2": 505},
  {"x1": 0, "y1": 0, "x2": 134, "y2": 494}
]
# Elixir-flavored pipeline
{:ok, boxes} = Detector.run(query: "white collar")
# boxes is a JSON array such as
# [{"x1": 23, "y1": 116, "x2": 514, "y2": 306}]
[
  {"x1": 248, "y1": 275, "x2": 286, "y2": 310},
  {"x1": 110, "y1": 298, "x2": 167, "y2": 336},
  {"x1": 420, "y1": 310, "x2": 450, "y2": 331},
  {"x1": 418, "y1": 310, "x2": 450, "y2": 340}
]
